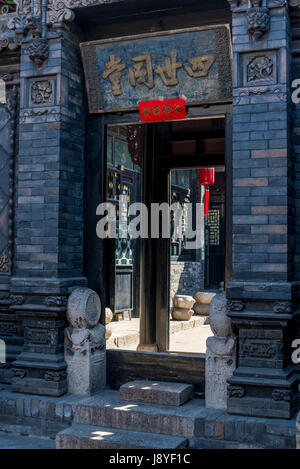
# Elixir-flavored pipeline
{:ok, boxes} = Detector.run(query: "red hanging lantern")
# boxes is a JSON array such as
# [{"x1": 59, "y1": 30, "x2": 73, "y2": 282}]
[{"x1": 199, "y1": 168, "x2": 215, "y2": 216}]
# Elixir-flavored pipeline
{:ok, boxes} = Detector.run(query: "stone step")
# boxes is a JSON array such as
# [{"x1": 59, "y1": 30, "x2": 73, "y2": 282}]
[
  {"x1": 56, "y1": 424, "x2": 188, "y2": 449},
  {"x1": 120, "y1": 380, "x2": 193, "y2": 406},
  {"x1": 73, "y1": 389, "x2": 213, "y2": 438}
]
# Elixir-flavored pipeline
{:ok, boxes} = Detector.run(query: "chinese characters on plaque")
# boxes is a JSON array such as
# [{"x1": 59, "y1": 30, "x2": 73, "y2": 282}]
[
  {"x1": 102, "y1": 51, "x2": 215, "y2": 96},
  {"x1": 81, "y1": 26, "x2": 232, "y2": 113}
]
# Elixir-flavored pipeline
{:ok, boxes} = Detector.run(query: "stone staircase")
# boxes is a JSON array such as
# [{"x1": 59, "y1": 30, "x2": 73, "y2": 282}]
[
  {"x1": 56, "y1": 381, "x2": 200, "y2": 449},
  {"x1": 0, "y1": 383, "x2": 296, "y2": 449}
]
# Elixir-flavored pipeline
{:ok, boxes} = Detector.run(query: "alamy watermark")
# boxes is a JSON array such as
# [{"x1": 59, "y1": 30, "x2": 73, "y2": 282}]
[
  {"x1": 0, "y1": 339, "x2": 5, "y2": 364},
  {"x1": 292, "y1": 339, "x2": 300, "y2": 364},
  {"x1": 96, "y1": 198, "x2": 205, "y2": 250},
  {"x1": 0, "y1": 79, "x2": 6, "y2": 105}
]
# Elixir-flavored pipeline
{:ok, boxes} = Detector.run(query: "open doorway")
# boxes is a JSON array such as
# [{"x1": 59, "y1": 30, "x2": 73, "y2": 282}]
[
  {"x1": 169, "y1": 167, "x2": 225, "y2": 354},
  {"x1": 104, "y1": 116, "x2": 228, "y2": 356}
]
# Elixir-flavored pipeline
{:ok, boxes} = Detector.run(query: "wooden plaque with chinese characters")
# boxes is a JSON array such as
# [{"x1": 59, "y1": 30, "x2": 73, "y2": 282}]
[{"x1": 80, "y1": 25, "x2": 232, "y2": 113}]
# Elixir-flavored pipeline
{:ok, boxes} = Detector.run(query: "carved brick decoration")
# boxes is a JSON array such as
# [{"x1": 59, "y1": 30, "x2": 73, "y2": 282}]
[
  {"x1": 47, "y1": 0, "x2": 75, "y2": 23},
  {"x1": 12, "y1": 368, "x2": 26, "y2": 379},
  {"x1": 0, "y1": 0, "x2": 17, "y2": 15},
  {"x1": 0, "y1": 322, "x2": 17, "y2": 335},
  {"x1": 272, "y1": 389, "x2": 292, "y2": 402},
  {"x1": 234, "y1": 86, "x2": 286, "y2": 105},
  {"x1": 273, "y1": 302, "x2": 294, "y2": 313},
  {"x1": 0, "y1": 294, "x2": 24, "y2": 305},
  {"x1": 247, "y1": 56, "x2": 273, "y2": 82},
  {"x1": 31, "y1": 80, "x2": 53, "y2": 104},
  {"x1": 44, "y1": 371, "x2": 67, "y2": 382},
  {"x1": 0, "y1": 87, "x2": 18, "y2": 276},
  {"x1": 0, "y1": 251, "x2": 9, "y2": 272},
  {"x1": 227, "y1": 385, "x2": 246, "y2": 398},
  {"x1": 247, "y1": 1, "x2": 270, "y2": 41},
  {"x1": 45, "y1": 296, "x2": 68, "y2": 307},
  {"x1": 240, "y1": 341, "x2": 277, "y2": 359},
  {"x1": 227, "y1": 300, "x2": 245, "y2": 312},
  {"x1": 28, "y1": 37, "x2": 49, "y2": 66},
  {"x1": 26, "y1": 329, "x2": 52, "y2": 345},
  {"x1": 8, "y1": 295, "x2": 24, "y2": 305}
]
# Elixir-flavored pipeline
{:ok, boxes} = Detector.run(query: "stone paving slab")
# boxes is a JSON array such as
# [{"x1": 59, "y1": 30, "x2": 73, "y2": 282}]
[
  {"x1": 120, "y1": 380, "x2": 193, "y2": 406},
  {"x1": 0, "y1": 431, "x2": 55, "y2": 449},
  {"x1": 56, "y1": 424, "x2": 188, "y2": 449},
  {"x1": 107, "y1": 317, "x2": 211, "y2": 351}
]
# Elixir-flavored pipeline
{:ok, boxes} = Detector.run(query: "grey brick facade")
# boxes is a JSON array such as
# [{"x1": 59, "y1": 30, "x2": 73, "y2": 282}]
[
  {"x1": 0, "y1": 0, "x2": 298, "y2": 437},
  {"x1": 227, "y1": 0, "x2": 298, "y2": 419}
]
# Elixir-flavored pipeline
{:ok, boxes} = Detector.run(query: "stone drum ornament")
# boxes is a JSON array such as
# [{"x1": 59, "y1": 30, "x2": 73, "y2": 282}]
[
  {"x1": 65, "y1": 288, "x2": 106, "y2": 395},
  {"x1": 205, "y1": 292, "x2": 237, "y2": 410},
  {"x1": 67, "y1": 287, "x2": 101, "y2": 329}
]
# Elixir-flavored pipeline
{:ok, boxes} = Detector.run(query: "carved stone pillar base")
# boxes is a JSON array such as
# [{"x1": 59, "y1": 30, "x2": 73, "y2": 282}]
[
  {"x1": 11, "y1": 359, "x2": 67, "y2": 396},
  {"x1": 227, "y1": 282, "x2": 298, "y2": 420},
  {"x1": 205, "y1": 292, "x2": 237, "y2": 410},
  {"x1": 11, "y1": 310, "x2": 68, "y2": 396},
  {"x1": 64, "y1": 288, "x2": 106, "y2": 395},
  {"x1": 227, "y1": 364, "x2": 298, "y2": 420},
  {"x1": 65, "y1": 325, "x2": 106, "y2": 395},
  {"x1": 0, "y1": 303, "x2": 23, "y2": 384},
  {"x1": 8, "y1": 277, "x2": 88, "y2": 396}
]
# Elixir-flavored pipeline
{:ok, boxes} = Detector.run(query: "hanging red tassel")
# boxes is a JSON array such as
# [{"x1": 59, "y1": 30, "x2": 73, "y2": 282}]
[{"x1": 204, "y1": 188, "x2": 210, "y2": 217}]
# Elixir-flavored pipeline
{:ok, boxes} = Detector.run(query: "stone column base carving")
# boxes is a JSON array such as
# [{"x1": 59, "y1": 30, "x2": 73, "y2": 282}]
[
  {"x1": 65, "y1": 287, "x2": 106, "y2": 395},
  {"x1": 205, "y1": 292, "x2": 237, "y2": 410}
]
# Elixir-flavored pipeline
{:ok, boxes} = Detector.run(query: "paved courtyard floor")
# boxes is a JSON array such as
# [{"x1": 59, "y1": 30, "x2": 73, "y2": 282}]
[
  {"x1": 107, "y1": 316, "x2": 213, "y2": 354},
  {"x1": 0, "y1": 431, "x2": 55, "y2": 449}
]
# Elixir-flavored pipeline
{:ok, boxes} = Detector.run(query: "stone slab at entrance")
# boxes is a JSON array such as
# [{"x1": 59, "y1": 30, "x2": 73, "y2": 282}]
[
  {"x1": 0, "y1": 387, "x2": 297, "y2": 449},
  {"x1": 120, "y1": 380, "x2": 193, "y2": 406},
  {"x1": 56, "y1": 424, "x2": 188, "y2": 449}
]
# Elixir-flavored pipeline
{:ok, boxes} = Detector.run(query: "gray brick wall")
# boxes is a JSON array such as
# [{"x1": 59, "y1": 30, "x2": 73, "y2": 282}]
[
  {"x1": 170, "y1": 261, "x2": 204, "y2": 305},
  {"x1": 226, "y1": 2, "x2": 298, "y2": 420},
  {"x1": 231, "y1": 6, "x2": 292, "y2": 283},
  {"x1": 15, "y1": 36, "x2": 86, "y2": 279}
]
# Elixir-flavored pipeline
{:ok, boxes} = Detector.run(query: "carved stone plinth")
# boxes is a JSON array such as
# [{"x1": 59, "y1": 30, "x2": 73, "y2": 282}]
[
  {"x1": 65, "y1": 324, "x2": 105, "y2": 395},
  {"x1": 0, "y1": 300, "x2": 23, "y2": 384},
  {"x1": 227, "y1": 282, "x2": 298, "y2": 420},
  {"x1": 64, "y1": 288, "x2": 106, "y2": 395},
  {"x1": 11, "y1": 311, "x2": 68, "y2": 397},
  {"x1": 205, "y1": 292, "x2": 237, "y2": 410}
]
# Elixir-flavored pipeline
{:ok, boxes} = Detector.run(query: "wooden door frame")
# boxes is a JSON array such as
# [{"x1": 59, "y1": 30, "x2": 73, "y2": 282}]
[{"x1": 84, "y1": 104, "x2": 232, "y2": 386}]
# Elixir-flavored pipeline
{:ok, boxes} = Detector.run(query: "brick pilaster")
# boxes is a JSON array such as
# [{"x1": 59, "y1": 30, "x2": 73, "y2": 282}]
[
  {"x1": 227, "y1": 0, "x2": 298, "y2": 419},
  {"x1": 10, "y1": 29, "x2": 87, "y2": 396}
]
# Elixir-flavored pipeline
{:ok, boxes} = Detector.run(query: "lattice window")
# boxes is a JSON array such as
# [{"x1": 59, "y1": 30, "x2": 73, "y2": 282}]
[{"x1": 207, "y1": 209, "x2": 220, "y2": 246}]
